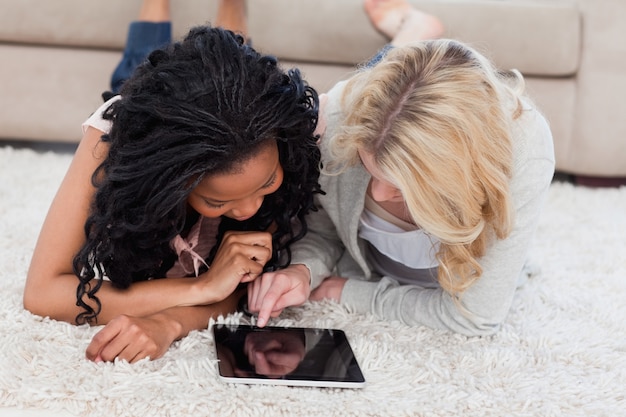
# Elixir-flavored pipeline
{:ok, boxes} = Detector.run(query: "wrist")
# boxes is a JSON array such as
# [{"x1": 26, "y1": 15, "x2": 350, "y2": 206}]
[
  {"x1": 291, "y1": 263, "x2": 312, "y2": 285},
  {"x1": 187, "y1": 276, "x2": 219, "y2": 306},
  {"x1": 151, "y1": 310, "x2": 184, "y2": 341}
]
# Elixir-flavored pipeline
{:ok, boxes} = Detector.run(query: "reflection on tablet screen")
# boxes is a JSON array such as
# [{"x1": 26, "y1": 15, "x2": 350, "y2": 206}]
[{"x1": 213, "y1": 324, "x2": 366, "y2": 388}]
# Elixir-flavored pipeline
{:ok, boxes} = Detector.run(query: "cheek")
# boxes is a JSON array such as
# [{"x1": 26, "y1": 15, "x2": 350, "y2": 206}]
[{"x1": 244, "y1": 171, "x2": 283, "y2": 214}]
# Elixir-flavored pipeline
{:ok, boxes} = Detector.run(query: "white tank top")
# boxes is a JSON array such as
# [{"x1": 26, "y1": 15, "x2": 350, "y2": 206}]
[{"x1": 358, "y1": 196, "x2": 440, "y2": 286}]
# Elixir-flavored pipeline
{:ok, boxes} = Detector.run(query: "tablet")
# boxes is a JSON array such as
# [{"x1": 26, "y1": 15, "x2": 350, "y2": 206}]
[{"x1": 212, "y1": 324, "x2": 366, "y2": 388}]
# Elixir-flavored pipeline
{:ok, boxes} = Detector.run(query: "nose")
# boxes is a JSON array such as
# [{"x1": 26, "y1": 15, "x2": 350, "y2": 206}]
[
  {"x1": 231, "y1": 196, "x2": 264, "y2": 220},
  {"x1": 369, "y1": 178, "x2": 400, "y2": 202}
]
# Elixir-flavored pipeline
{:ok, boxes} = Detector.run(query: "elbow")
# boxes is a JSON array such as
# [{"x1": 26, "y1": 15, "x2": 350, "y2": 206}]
[
  {"x1": 23, "y1": 262, "x2": 82, "y2": 323},
  {"x1": 23, "y1": 267, "x2": 43, "y2": 316},
  {"x1": 455, "y1": 314, "x2": 505, "y2": 337},
  {"x1": 23, "y1": 285, "x2": 46, "y2": 318},
  {"x1": 23, "y1": 288, "x2": 74, "y2": 324},
  {"x1": 22, "y1": 273, "x2": 60, "y2": 320},
  {"x1": 461, "y1": 321, "x2": 501, "y2": 337},
  {"x1": 23, "y1": 292, "x2": 41, "y2": 317},
  {"x1": 450, "y1": 299, "x2": 510, "y2": 337}
]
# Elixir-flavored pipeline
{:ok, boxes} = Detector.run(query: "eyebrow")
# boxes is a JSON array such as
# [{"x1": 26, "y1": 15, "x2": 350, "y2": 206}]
[{"x1": 202, "y1": 170, "x2": 278, "y2": 204}]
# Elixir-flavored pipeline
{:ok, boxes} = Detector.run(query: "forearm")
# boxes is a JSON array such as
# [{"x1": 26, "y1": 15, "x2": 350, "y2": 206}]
[
  {"x1": 95, "y1": 276, "x2": 222, "y2": 324},
  {"x1": 341, "y1": 277, "x2": 505, "y2": 335},
  {"x1": 290, "y1": 207, "x2": 345, "y2": 288},
  {"x1": 24, "y1": 272, "x2": 209, "y2": 325}
]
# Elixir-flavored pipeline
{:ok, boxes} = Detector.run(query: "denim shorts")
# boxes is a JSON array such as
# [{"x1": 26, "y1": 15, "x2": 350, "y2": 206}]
[{"x1": 110, "y1": 21, "x2": 172, "y2": 93}]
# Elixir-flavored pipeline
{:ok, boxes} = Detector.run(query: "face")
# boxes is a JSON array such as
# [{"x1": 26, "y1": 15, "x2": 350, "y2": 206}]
[
  {"x1": 358, "y1": 149, "x2": 404, "y2": 203},
  {"x1": 187, "y1": 141, "x2": 283, "y2": 221}
]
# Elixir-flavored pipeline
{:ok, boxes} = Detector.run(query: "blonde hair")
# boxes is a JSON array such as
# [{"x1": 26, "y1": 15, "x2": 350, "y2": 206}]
[{"x1": 328, "y1": 39, "x2": 525, "y2": 297}]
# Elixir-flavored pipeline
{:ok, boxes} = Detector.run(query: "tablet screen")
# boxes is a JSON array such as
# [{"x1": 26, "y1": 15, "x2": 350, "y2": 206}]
[{"x1": 213, "y1": 324, "x2": 366, "y2": 388}]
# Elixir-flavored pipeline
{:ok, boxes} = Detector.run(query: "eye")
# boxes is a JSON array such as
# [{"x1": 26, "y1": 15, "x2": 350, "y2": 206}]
[
  {"x1": 204, "y1": 200, "x2": 225, "y2": 209},
  {"x1": 261, "y1": 173, "x2": 278, "y2": 190}
]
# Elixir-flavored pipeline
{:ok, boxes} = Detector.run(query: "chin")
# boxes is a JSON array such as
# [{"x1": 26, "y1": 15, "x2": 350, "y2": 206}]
[{"x1": 231, "y1": 216, "x2": 253, "y2": 222}]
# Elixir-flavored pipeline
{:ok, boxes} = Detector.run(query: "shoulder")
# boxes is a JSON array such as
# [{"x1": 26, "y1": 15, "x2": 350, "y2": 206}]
[
  {"x1": 318, "y1": 80, "x2": 350, "y2": 159},
  {"x1": 511, "y1": 98, "x2": 555, "y2": 166},
  {"x1": 81, "y1": 95, "x2": 121, "y2": 135},
  {"x1": 319, "y1": 77, "x2": 371, "y2": 183},
  {"x1": 323, "y1": 79, "x2": 350, "y2": 128},
  {"x1": 505, "y1": 98, "x2": 555, "y2": 220},
  {"x1": 508, "y1": 98, "x2": 556, "y2": 190}
]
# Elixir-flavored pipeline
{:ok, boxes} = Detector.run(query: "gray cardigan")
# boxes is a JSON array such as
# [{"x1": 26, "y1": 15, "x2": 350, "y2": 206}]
[{"x1": 291, "y1": 81, "x2": 555, "y2": 336}]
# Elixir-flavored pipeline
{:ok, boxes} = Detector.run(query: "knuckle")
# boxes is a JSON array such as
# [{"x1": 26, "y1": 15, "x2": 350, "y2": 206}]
[
  {"x1": 136, "y1": 332, "x2": 149, "y2": 344},
  {"x1": 100, "y1": 350, "x2": 115, "y2": 362},
  {"x1": 128, "y1": 323, "x2": 143, "y2": 337},
  {"x1": 137, "y1": 334, "x2": 158, "y2": 354},
  {"x1": 90, "y1": 331, "x2": 105, "y2": 344},
  {"x1": 114, "y1": 314, "x2": 131, "y2": 326},
  {"x1": 221, "y1": 231, "x2": 237, "y2": 245},
  {"x1": 144, "y1": 340, "x2": 158, "y2": 355}
]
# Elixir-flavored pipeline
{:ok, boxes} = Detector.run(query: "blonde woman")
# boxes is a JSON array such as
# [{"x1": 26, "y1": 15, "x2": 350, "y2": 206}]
[{"x1": 247, "y1": 0, "x2": 555, "y2": 335}]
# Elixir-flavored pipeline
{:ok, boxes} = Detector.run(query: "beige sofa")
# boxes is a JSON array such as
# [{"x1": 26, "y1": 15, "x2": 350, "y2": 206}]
[{"x1": 1, "y1": 0, "x2": 625, "y2": 179}]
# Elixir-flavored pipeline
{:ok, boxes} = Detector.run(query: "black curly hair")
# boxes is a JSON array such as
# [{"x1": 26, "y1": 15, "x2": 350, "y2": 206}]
[{"x1": 72, "y1": 25, "x2": 322, "y2": 324}]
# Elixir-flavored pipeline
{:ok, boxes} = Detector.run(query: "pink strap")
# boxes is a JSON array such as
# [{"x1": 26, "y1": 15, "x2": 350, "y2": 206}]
[{"x1": 171, "y1": 217, "x2": 210, "y2": 277}]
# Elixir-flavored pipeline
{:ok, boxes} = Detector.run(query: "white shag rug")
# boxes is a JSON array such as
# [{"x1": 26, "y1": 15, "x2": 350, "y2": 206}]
[{"x1": 0, "y1": 145, "x2": 625, "y2": 417}]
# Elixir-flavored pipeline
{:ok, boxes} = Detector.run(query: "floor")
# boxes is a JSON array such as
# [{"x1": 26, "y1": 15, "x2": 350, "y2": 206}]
[{"x1": 1, "y1": 139, "x2": 77, "y2": 154}]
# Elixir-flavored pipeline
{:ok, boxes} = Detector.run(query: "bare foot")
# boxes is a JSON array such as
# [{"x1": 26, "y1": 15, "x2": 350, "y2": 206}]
[
  {"x1": 138, "y1": 0, "x2": 170, "y2": 22},
  {"x1": 364, "y1": 0, "x2": 444, "y2": 44}
]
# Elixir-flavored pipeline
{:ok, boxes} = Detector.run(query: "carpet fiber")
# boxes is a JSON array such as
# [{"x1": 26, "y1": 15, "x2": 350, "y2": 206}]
[{"x1": 1, "y1": 146, "x2": 625, "y2": 417}]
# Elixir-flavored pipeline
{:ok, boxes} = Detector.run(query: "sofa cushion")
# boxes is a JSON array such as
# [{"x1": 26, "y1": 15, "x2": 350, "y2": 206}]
[
  {"x1": 0, "y1": 0, "x2": 220, "y2": 50},
  {"x1": 422, "y1": 0, "x2": 582, "y2": 76},
  {"x1": 0, "y1": 0, "x2": 581, "y2": 77},
  {"x1": 249, "y1": 0, "x2": 581, "y2": 76},
  {"x1": 0, "y1": 44, "x2": 115, "y2": 142}
]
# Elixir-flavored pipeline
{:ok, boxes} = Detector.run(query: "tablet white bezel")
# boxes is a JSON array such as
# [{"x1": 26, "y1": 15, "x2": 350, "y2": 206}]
[{"x1": 216, "y1": 374, "x2": 366, "y2": 389}]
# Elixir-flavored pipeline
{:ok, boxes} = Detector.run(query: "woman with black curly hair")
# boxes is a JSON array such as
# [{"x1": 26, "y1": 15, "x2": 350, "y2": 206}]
[{"x1": 24, "y1": 1, "x2": 321, "y2": 363}]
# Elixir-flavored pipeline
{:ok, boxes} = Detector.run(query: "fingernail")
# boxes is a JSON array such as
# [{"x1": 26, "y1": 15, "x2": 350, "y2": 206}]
[{"x1": 257, "y1": 317, "x2": 265, "y2": 327}]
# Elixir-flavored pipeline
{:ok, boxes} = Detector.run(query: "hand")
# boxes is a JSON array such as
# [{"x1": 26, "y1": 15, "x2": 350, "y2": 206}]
[
  {"x1": 309, "y1": 276, "x2": 347, "y2": 302},
  {"x1": 191, "y1": 231, "x2": 272, "y2": 305},
  {"x1": 85, "y1": 312, "x2": 180, "y2": 363},
  {"x1": 247, "y1": 264, "x2": 311, "y2": 327},
  {"x1": 244, "y1": 330, "x2": 306, "y2": 377}
]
